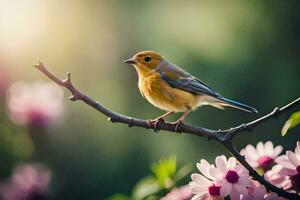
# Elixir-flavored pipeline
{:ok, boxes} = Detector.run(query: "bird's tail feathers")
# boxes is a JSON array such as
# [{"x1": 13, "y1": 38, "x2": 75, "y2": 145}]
[{"x1": 218, "y1": 97, "x2": 258, "y2": 114}]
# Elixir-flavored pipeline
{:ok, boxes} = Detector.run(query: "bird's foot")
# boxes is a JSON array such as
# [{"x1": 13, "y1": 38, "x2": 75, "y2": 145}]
[
  {"x1": 148, "y1": 118, "x2": 165, "y2": 132},
  {"x1": 169, "y1": 120, "x2": 184, "y2": 132}
]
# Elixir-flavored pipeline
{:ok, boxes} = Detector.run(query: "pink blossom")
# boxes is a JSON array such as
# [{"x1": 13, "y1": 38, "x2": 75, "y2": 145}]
[
  {"x1": 6, "y1": 81, "x2": 64, "y2": 127},
  {"x1": 189, "y1": 173, "x2": 222, "y2": 200},
  {"x1": 211, "y1": 156, "x2": 251, "y2": 200},
  {"x1": 264, "y1": 165, "x2": 291, "y2": 190},
  {"x1": 275, "y1": 141, "x2": 300, "y2": 192},
  {"x1": 190, "y1": 156, "x2": 250, "y2": 200},
  {"x1": 241, "y1": 182, "x2": 266, "y2": 200},
  {"x1": 240, "y1": 141, "x2": 283, "y2": 172},
  {"x1": 189, "y1": 159, "x2": 223, "y2": 200},
  {"x1": 241, "y1": 181, "x2": 286, "y2": 200},
  {"x1": 161, "y1": 185, "x2": 193, "y2": 200},
  {"x1": 0, "y1": 163, "x2": 52, "y2": 200}
]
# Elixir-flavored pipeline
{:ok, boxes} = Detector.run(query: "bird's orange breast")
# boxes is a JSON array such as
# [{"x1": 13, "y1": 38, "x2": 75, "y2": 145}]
[{"x1": 138, "y1": 72, "x2": 198, "y2": 112}]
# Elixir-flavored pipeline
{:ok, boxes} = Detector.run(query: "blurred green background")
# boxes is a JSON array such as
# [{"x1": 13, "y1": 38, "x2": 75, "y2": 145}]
[{"x1": 0, "y1": 0, "x2": 299, "y2": 199}]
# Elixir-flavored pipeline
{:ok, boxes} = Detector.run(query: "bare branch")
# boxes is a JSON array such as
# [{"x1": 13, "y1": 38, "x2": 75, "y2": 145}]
[
  {"x1": 34, "y1": 61, "x2": 300, "y2": 200},
  {"x1": 219, "y1": 98, "x2": 300, "y2": 141}
]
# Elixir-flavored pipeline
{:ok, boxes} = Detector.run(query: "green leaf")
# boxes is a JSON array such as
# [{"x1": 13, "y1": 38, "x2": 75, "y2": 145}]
[
  {"x1": 150, "y1": 156, "x2": 176, "y2": 188},
  {"x1": 132, "y1": 176, "x2": 161, "y2": 200},
  {"x1": 281, "y1": 111, "x2": 300, "y2": 136},
  {"x1": 106, "y1": 194, "x2": 131, "y2": 200}
]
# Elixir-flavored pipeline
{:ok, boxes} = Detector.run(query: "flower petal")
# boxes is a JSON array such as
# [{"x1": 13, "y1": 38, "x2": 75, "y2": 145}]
[
  {"x1": 239, "y1": 176, "x2": 251, "y2": 186},
  {"x1": 287, "y1": 151, "x2": 300, "y2": 167},
  {"x1": 191, "y1": 174, "x2": 211, "y2": 186},
  {"x1": 220, "y1": 155, "x2": 227, "y2": 162},
  {"x1": 197, "y1": 160, "x2": 214, "y2": 180},
  {"x1": 229, "y1": 186, "x2": 241, "y2": 200},
  {"x1": 234, "y1": 183, "x2": 247, "y2": 195},
  {"x1": 275, "y1": 155, "x2": 294, "y2": 169},
  {"x1": 227, "y1": 157, "x2": 237, "y2": 169},
  {"x1": 199, "y1": 194, "x2": 210, "y2": 200},
  {"x1": 256, "y1": 142, "x2": 265, "y2": 157},
  {"x1": 234, "y1": 165, "x2": 249, "y2": 177},
  {"x1": 215, "y1": 156, "x2": 228, "y2": 174},
  {"x1": 190, "y1": 186, "x2": 208, "y2": 195},
  {"x1": 191, "y1": 194, "x2": 205, "y2": 200},
  {"x1": 278, "y1": 167, "x2": 297, "y2": 176},
  {"x1": 220, "y1": 182, "x2": 232, "y2": 197},
  {"x1": 264, "y1": 141, "x2": 274, "y2": 156},
  {"x1": 265, "y1": 193, "x2": 279, "y2": 200},
  {"x1": 254, "y1": 185, "x2": 266, "y2": 199},
  {"x1": 272, "y1": 145, "x2": 283, "y2": 158},
  {"x1": 209, "y1": 168, "x2": 224, "y2": 180},
  {"x1": 296, "y1": 141, "x2": 300, "y2": 157},
  {"x1": 245, "y1": 145, "x2": 259, "y2": 160}
]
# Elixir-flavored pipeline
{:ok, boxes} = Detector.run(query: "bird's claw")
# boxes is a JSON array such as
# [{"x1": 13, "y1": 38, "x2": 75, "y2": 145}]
[
  {"x1": 170, "y1": 120, "x2": 184, "y2": 132},
  {"x1": 148, "y1": 118, "x2": 164, "y2": 132}
]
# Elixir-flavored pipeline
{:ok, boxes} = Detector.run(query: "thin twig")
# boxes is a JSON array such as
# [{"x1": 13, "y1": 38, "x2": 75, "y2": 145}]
[
  {"x1": 219, "y1": 97, "x2": 300, "y2": 141},
  {"x1": 33, "y1": 61, "x2": 300, "y2": 200}
]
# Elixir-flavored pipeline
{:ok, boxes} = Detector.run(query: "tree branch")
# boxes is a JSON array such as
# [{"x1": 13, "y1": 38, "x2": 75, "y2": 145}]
[{"x1": 33, "y1": 61, "x2": 300, "y2": 200}]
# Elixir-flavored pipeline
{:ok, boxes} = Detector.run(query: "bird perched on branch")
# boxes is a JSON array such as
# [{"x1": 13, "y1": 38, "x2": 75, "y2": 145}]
[{"x1": 123, "y1": 51, "x2": 258, "y2": 131}]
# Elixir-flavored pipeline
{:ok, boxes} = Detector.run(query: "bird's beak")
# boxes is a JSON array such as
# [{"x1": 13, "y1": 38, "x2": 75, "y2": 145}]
[{"x1": 123, "y1": 58, "x2": 137, "y2": 64}]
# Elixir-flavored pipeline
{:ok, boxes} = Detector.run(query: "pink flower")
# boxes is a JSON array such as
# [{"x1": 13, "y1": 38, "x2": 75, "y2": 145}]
[
  {"x1": 6, "y1": 81, "x2": 64, "y2": 127},
  {"x1": 211, "y1": 156, "x2": 251, "y2": 200},
  {"x1": 241, "y1": 181, "x2": 286, "y2": 200},
  {"x1": 265, "y1": 193, "x2": 287, "y2": 200},
  {"x1": 189, "y1": 173, "x2": 222, "y2": 200},
  {"x1": 241, "y1": 183, "x2": 266, "y2": 200},
  {"x1": 240, "y1": 141, "x2": 283, "y2": 172},
  {"x1": 161, "y1": 185, "x2": 193, "y2": 200},
  {"x1": 264, "y1": 165, "x2": 291, "y2": 190},
  {"x1": 276, "y1": 141, "x2": 300, "y2": 192},
  {"x1": 0, "y1": 163, "x2": 52, "y2": 200},
  {"x1": 190, "y1": 156, "x2": 250, "y2": 200}
]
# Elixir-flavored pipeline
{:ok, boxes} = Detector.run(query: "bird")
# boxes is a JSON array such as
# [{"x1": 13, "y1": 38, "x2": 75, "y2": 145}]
[{"x1": 123, "y1": 50, "x2": 258, "y2": 131}]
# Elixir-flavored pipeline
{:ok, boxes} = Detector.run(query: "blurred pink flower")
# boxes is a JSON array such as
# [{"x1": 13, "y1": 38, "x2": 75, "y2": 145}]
[
  {"x1": 6, "y1": 81, "x2": 64, "y2": 127},
  {"x1": 0, "y1": 163, "x2": 52, "y2": 200},
  {"x1": 275, "y1": 141, "x2": 300, "y2": 192},
  {"x1": 241, "y1": 181, "x2": 286, "y2": 200},
  {"x1": 241, "y1": 182, "x2": 266, "y2": 200},
  {"x1": 161, "y1": 185, "x2": 192, "y2": 200},
  {"x1": 240, "y1": 141, "x2": 283, "y2": 172}
]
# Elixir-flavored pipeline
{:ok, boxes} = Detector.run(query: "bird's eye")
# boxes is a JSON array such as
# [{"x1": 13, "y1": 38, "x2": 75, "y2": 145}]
[{"x1": 144, "y1": 56, "x2": 151, "y2": 62}]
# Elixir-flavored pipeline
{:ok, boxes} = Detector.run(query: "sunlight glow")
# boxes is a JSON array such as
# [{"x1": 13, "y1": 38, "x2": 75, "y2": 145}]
[{"x1": 0, "y1": 0, "x2": 46, "y2": 53}]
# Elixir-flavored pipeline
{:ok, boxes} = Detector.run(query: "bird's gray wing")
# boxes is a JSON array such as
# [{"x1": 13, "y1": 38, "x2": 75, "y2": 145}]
[{"x1": 158, "y1": 61, "x2": 221, "y2": 98}]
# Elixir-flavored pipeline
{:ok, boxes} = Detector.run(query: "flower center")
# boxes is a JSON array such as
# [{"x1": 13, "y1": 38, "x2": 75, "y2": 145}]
[
  {"x1": 208, "y1": 184, "x2": 221, "y2": 196},
  {"x1": 225, "y1": 170, "x2": 239, "y2": 184},
  {"x1": 28, "y1": 109, "x2": 49, "y2": 127},
  {"x1": 291, "y1": 173, "x2": 300, "y2": 192},
  {"x1": 257, "y1": 156, "x2": 274, "y2": 171},
  {"x1": 296, "y1": 166, "x2": 300, "y2": 174}
]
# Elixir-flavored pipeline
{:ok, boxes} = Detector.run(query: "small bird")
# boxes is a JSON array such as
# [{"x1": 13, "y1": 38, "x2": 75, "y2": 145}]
[{"x1": 123, "y1": 51, "x2": 258, "y2": 131}]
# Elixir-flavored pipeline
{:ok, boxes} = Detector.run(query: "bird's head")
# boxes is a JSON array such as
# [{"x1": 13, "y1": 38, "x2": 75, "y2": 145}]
[{"x1": 123, "y1": 51, "x2": 163, "y2": 75}]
